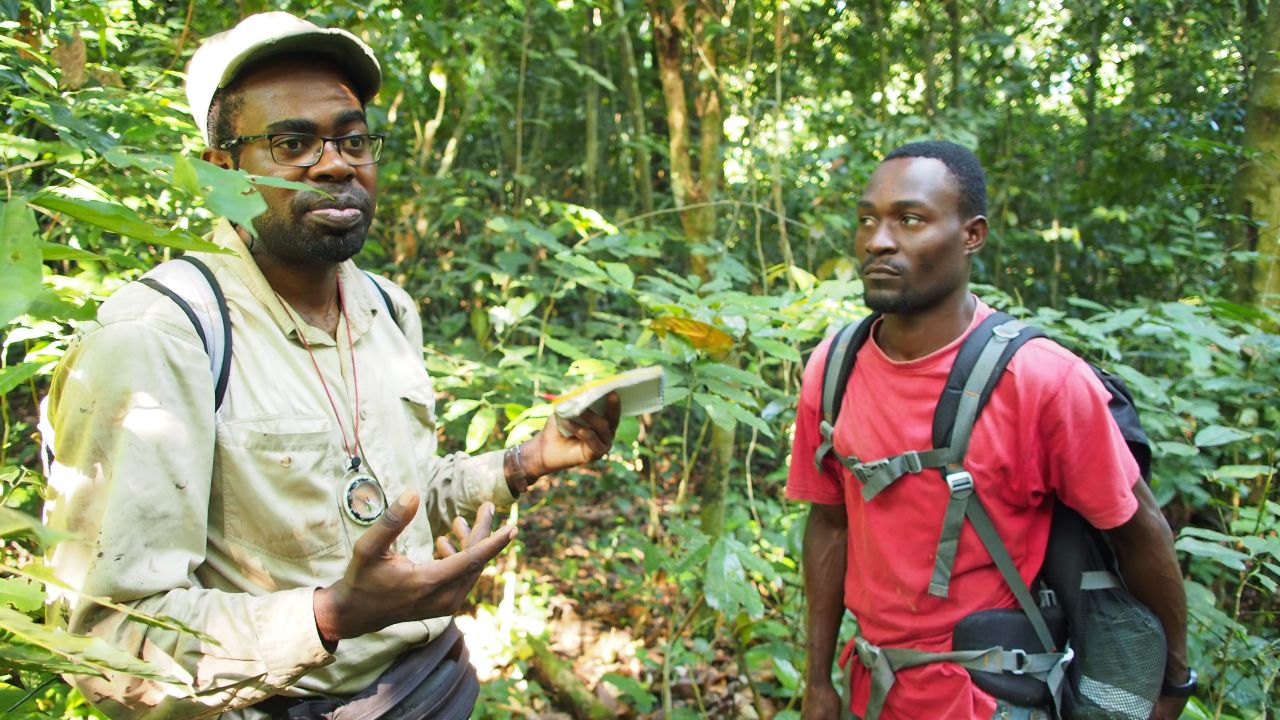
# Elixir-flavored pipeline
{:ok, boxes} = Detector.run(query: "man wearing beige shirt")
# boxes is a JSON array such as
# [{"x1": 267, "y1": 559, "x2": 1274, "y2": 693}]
[{"x1": 42, "y1": 12, "x2": 618, "y2": 719}]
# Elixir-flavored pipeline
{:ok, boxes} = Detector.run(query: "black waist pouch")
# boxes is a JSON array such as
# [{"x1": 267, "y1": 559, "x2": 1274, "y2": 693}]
[
  {"x1": 952, "y1": 606, "x2": 1067, "y2": 707},
  {"x1": 259, "y1": 623, "x2": 479, "y2": 720}
]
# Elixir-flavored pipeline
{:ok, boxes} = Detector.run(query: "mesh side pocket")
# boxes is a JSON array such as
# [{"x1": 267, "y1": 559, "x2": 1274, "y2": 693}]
[{"x1": 1065, "y1": 586, "x2": 1165, "y2": 720}]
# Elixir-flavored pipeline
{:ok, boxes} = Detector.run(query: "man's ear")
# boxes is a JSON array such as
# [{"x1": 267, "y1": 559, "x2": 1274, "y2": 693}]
[
  {"x1": 963, "y1": 215, "x2": 988, "y2": 256},
  {"x1": 203, "y1": 148, "x2": 234, "y2": 170}
]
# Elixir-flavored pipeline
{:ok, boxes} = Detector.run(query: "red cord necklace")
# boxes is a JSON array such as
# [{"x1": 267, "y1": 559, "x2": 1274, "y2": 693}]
[{"x1": 277, "y1": 277, "x2": 386, "y2": 525}]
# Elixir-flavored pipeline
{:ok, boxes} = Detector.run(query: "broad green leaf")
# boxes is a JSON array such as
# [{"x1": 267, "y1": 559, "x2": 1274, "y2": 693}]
[
  {"x1": 0, "y1": 198, "x2": 43, "y2": 327},
  {"x1": 184, "y1": 157, "x2": 270, "y2": 236},
  {"x1": 1174, "y1": 537, "x2": 1249, "y2": 570},
  {"x1": 1212, "y1": 465, "x2": 1273, "y2": 480},
  {"x1": 11, "y1": 564, "x2": 215, "y2": 643},
  {"x1": 0, "y1": 606, "x2": 187, "y2": 685},
  {"x1": 700, "y1": 362, "x2": 770, "y2": 389},
  {"x1": 40, "y1": 240, "x2": 106, "y2": 262},
  {"x1": 672, "y1": 529, "x2": 711, "y2": 574},
  {"x1": 695, "y1": 391, "x2": 737, "y2": 432},
  {"x1": 170, "y1": 153, "x2": 201, "y2": 195},
  {"x1": 773, "y1": 654, "x2": 801, "y2": 692},
  {"x1": 1193, "y1": 425, "x2": 1251, "y2": 448},
  {"x1": 703, "y1": 537, "x2": 765, "y2": 619},
  {"x1": 602, "y1": 262, "x2": 635, "y2": 291},
  {"x1": 465, "y1": 406, "x2": 497, "y2": 453},
  {"x1": 700, "y1": 375, "x2": 759, "y2": 409},
  {"x1": 0, "y1": 506, "x2": 73, "y2": 547},
  {"x1": 0, "y1": 361, "x2": 44, "y2": 396},
  {"x1": 541, "y1": 335, "x2": 587, "y2": 361},
  {"x1": 1155, "y1": 441, "x2": 1198, "y2": 458},
  {"x1": 749, "y1": 336, "x2": 801, "y2": 363},
  {"x1": 441, "y1": 398, "x2": 482, "y2": 423},
  {"x1": 30, "y1": 194, "x2": 227, "y2": 254},
  {"x1": 600, "y1": 673, "x2": 655, "y2": 713},
  {"x1": 0, "y1": 576, "x2": 44, "y2": 613}
]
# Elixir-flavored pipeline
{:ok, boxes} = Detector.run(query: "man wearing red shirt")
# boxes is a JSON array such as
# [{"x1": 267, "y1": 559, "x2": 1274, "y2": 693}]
[{"x1": 787, "y1": 141, "x2": 1191, "y2": 719}]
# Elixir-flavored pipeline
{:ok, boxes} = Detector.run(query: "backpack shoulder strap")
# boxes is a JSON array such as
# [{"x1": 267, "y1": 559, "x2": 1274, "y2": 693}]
[
  {"x1": 925, "y1": 312, "x2": 1046, "y2": 600},
  {"x1": 814, "y1": 313, "x2": 879, "y2": 470},
  {"x1": 138, "y1": 256, "x2": 232, "y2": 410},
  {"x1": 362, "y1": 270, "x2": 408, "y2": 338},
  {"x1": 932, "y1": 311, "x2": 1046, "y2": 451}
]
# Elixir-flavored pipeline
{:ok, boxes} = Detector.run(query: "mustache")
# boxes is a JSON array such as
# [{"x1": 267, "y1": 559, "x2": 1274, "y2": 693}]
[
  {"x1": 861, "y1": 257, "x2": 905, "y2": 274},
  {"x1": 292, "y1": 184, "x2": 374, "y2": 215}
]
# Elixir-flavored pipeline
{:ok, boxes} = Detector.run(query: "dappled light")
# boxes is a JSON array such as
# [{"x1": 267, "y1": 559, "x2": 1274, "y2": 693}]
[{"x1": 1, "y1": 0, "x2": 1278, "y2": 718}]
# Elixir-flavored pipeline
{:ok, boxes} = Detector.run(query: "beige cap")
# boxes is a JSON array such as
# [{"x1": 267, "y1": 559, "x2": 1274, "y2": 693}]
[{"x1": 186, "y1": 12, "x2": 381, "y2": 146}]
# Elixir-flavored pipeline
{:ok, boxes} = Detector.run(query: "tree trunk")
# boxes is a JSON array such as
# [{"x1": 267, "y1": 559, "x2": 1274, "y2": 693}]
[
  {"x1": 584, "y1": 9, "x2": 601, "y2": 207},
  {"x1": 1234, "y1": 0, "x2": 1280, "y2": 306},
  {"x1": 614, "y1": 0, "x2": 656, "y2": 220},
  {"x1": 1079, "y1": 7, "x2": 1105, "y2": 183},
  {"x1": 946, "y1": 0, "x2": 962, "y2": 107},
  {"x1": 649, "y1": 0, "x2": 733, "y2": 539},
  {"x1": 770, "y1": 0, "x2": 796, "y2": 288},
  {"x1": 922, "y1": 0, "x2": 938, "y2": 117}
]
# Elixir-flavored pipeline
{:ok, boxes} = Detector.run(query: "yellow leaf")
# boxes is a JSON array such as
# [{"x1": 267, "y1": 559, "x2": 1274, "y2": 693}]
[{"x1": 651, "y1": 316, "x2": 734, "y2": 353}]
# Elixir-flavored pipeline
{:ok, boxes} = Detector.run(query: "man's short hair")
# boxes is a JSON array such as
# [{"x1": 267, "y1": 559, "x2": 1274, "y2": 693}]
[
  {"x1": 208, "y1": 85, "x2": 245, "y2": 150},
  {"x1": 884, "y1": 141, "x2": 987, "y2": 219}
]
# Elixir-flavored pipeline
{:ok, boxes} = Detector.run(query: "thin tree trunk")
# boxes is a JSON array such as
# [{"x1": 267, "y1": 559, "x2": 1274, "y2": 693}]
[
  {"x1": 770, "y1": 0, "x2": 795, "y2": 288},
  {"x1": 584, "y1": 9, "x2": 600, "y2": 207},
  {"x1": 1233, "y1": 0, "x2": 1280, "y2": 306},
  {"x1": 615, "y1": 0, "x2": 656, "y2": 219},
  {"x1": 649, "y1": 0, "x2": 733, "y2": 540},
  {"x1": 922, "y1": 0, "x2": 938, "y2": 117},
  {"x1": 946, "y1": 0, "x2": 962, "y2": 106},
  {"x1": 1080, "y1": 7, "x2": 1105, "y2": 183},
  {"x1": 512, "y1": 0, "x2": 534, "y2": 212}
]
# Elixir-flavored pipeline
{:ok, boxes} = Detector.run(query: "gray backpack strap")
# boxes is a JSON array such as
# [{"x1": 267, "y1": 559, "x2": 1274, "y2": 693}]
[
  {"x1": 853, "y1": 632, "x2": 1070, "y2": 720},
  {"x1": 138, "y1": 257, "x2": 232, "y2": 410},
  {"x1": 927, "y1": 318, "x2": 1028, "y2": 599}
]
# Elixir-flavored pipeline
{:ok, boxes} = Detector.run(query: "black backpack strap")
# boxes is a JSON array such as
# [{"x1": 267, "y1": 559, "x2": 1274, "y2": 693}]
[
  {"x1": 138, "y1": 256, "x2": 232, "y2": 411},
  {"x1": 1089, "y1": 367, "x2": 1152, "y2": 481},
  {"x1": 814, "y1": 313, "x2": 878, "y2": 470}
]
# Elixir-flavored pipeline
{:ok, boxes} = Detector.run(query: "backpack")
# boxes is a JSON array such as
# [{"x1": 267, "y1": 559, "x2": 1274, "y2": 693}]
[
  {"x1": 137, "y1": 255, "x2": 403, "y2": 411},
  {"x1": 816, "y1": 310, "x2": 1165, "y2": 720}
]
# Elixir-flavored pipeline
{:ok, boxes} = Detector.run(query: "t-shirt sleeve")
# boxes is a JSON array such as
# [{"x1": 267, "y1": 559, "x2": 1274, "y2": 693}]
[
  {"x1": 786, "y1": 336, "x2": 846, "y2": 505},
  {"x1": 1040, "y1": 354, "x2": 1140, "y2": 530}
]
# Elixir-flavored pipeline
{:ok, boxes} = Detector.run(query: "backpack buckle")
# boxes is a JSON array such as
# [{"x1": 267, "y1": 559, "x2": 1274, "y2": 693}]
[
  {"x1": 1009, "y1": 648, "x2": 1029, "y2": 674},
  {"x1": 945, "y1": 469, "x2": 973, "y2": 497},
  {"x1": 853, "y1": 457, "x2": 889, "y2": 483},
  {"x1": 1038, "y1": 587, "x2": 1059, "y2": 608}
]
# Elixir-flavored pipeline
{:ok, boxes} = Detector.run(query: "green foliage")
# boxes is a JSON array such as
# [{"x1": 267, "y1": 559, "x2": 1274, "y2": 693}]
[{"x1": 1, "y1": 0, "x2": 1277, "y2": 717}]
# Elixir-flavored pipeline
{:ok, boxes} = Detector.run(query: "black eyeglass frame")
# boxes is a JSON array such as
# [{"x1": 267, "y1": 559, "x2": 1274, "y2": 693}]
[{"x1": 216, "y1": 132, "x2": 386, "y2": 167}]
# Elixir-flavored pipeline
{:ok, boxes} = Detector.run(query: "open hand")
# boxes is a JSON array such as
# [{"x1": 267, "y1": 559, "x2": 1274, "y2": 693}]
[{"x1": 313, "y1": 493, "x2": 516, "y2": 642}]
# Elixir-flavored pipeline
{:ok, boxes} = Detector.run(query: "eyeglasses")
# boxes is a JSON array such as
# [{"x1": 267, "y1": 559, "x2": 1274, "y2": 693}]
[{"x1": 218, "y1": 133, "x2": 386, "y2": 167}]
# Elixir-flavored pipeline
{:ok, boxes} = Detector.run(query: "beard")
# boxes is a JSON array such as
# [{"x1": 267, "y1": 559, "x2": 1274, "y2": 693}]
[
  {"x1": 250, "y1": 183, "x2": 374, "y2": 264},
  {"x1": 861, "y1": 261, "x2": 957, "y2": 315}
]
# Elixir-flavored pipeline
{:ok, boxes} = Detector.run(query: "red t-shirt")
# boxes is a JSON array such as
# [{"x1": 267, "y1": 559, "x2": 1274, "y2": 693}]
[{"x1": 786, "y1": 300, "x2": 1139, "y2": 719}]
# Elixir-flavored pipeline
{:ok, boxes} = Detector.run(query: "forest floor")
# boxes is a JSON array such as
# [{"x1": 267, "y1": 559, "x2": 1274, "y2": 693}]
[{"x1": 459, "y1": 468, "x2": 775, "y2": 719}]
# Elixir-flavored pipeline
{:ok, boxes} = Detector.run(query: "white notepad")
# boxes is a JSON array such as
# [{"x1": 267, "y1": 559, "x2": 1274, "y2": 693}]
[{"x1": 552, "y1": 365, "x2": 665, "y2": 436}]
